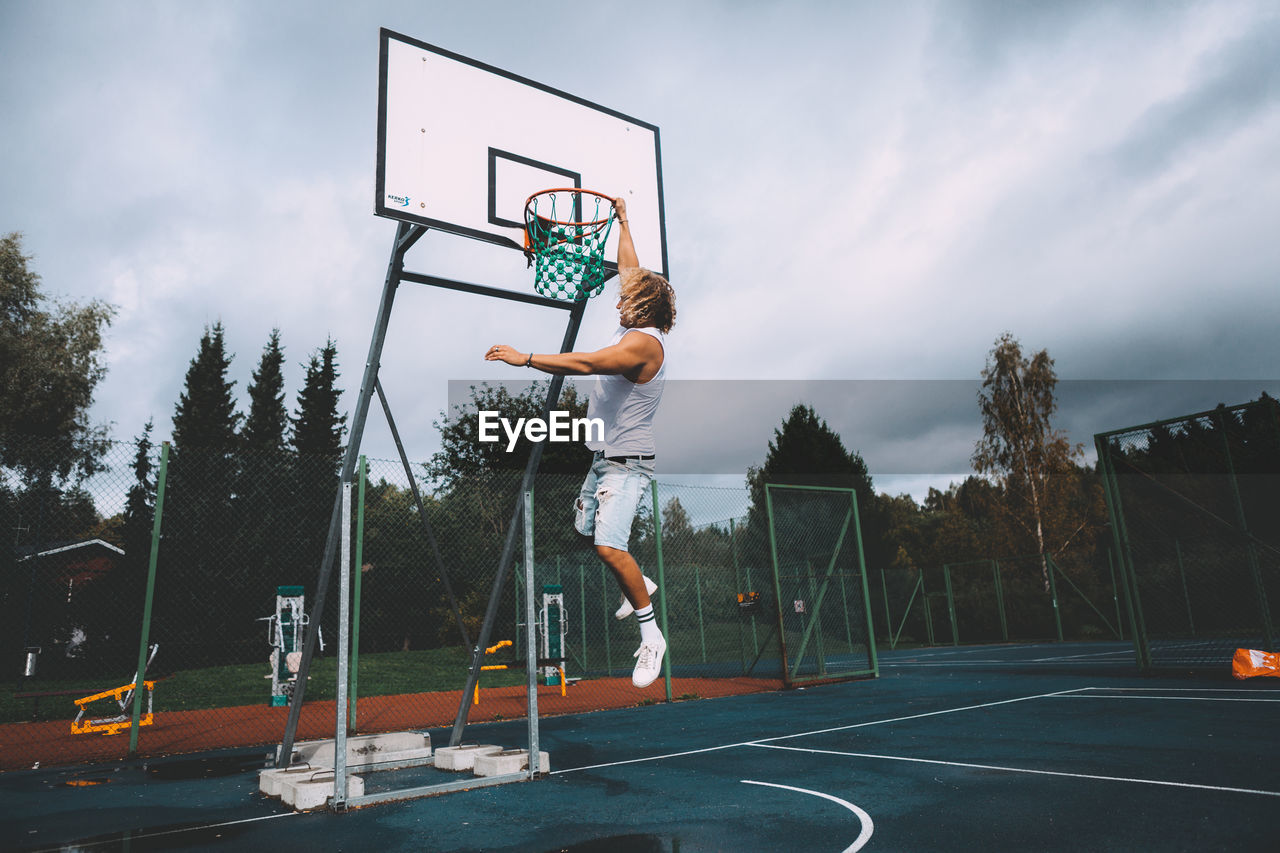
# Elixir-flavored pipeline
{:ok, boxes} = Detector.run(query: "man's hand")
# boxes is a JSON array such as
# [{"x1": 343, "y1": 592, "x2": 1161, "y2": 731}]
[
  {"x1": 613, "y1": 196, "x2": 627, "y2": 222},
  {"x1": 485, "y1": 344, "x2": 527, "y2": 366}
]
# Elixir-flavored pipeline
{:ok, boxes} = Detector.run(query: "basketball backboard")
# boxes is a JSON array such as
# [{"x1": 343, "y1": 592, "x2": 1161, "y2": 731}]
[{"x1": 376, "y1": 29, "x2": 669, "y2": 278}]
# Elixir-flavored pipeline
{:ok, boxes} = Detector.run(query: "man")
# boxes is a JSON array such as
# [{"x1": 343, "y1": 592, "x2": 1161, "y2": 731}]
[{"x1": 485, "y1": 196, "x2": 676, "y2": 688}]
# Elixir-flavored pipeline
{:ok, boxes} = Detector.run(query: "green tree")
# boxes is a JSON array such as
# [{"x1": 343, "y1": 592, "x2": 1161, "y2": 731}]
[
  {"x1": 162, "y1": 323, "x2": 243, "y2": 664},
  {"x1": 172, "y1": 322, "x2": 241, "y2": 452},
  {"x1": 972, "y1": 333, "x2": 1084, "y2": 588},
  {"x1": 291, "y1": 338, "x2": 346, "y2": 460},
  {"x1": 744, "y1": 404, "x2": 879, "y2": 556},
  {"x1": 421, "y1": 381, "x2": 594, "y2": 649},
  {"x1": 243, "y1": 329, "x2": 288, "y2": 454},
  {"x1": 1, "y1": 231, "x2": 115, "y2": 482}
]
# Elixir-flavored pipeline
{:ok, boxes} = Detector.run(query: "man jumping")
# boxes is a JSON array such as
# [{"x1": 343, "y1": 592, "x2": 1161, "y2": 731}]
[{"x1": 485, "y1": 196, "x2": 676, "y2": 688}]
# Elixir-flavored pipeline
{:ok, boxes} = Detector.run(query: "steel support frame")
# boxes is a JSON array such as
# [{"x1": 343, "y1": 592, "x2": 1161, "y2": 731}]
[{"x1": 277, "y1": 223, "x2": 591, "y2": 809}]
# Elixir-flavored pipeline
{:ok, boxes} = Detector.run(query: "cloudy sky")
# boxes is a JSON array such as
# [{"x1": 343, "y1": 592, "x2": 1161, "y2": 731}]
[{"x1": 3, "y1": 0, "x2": 1278, "y2": 501}]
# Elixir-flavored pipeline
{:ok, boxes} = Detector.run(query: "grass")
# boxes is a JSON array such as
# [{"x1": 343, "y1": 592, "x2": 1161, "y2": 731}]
[{"x1": 2, "y1": 646, "x2": 528, "y2": 723}]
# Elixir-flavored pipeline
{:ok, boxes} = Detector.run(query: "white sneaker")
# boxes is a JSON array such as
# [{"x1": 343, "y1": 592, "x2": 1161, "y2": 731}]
[
  {"x1": 631, "y1": 635, "x2": 667, "y2": 689},
  {"x1": 615, "y1": 576, "x2": 659, "y2": 620}
]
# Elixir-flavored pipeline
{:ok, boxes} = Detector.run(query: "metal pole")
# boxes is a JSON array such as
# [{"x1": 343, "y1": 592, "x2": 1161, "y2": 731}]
[
  {"x1": 1046, "y1": 552, "x2": 1064, "y2": 642},
  {"x1": 334, "y1": 481, "x2": 352, "y2": 808},
  {"x1": 1107, "y1": 547, "x2": 1123, "y2": 640},
  {"x1": 1216, "y1": 408, "x2": 1274, "y2": 650},
  {"x1": 943, "y1": 565, "x2": 958, "y2": 646},
  {"x1": 278, "y1": 222, "x2": 424, "y2": 766},
  {"x1": 1095, "y1": 434, "x2": 1149, "y2": 669},
  {"x1": 651, "y1": 479, "x2": 672, "y2": 701},
  {"x1": 579, "y1": 562, "x2": 587, "y2": 671},
  {"x1": 601, "y1": 563, "x2": 613, "y2": 674},
  {"x1": 695, "y1": 566, "x2": 706, "y2": 664},
  {"x1": 376, "y1": 379, "x2": 470, "y2": 650},
  {"x1": 449, "y1": 297, "x2": 589, "y2": 746},
  {"x1": 350, "y1": 456, "x2": 366, "y2": 730},
  {"x1": 852, "y1": 490, "x2": 879, "y2": 676},
  {"x1": 128, "y1": 441, "x2": 168, "y2": 757},
  {"x1": 1174, "y1": 539, "x2": 1195, "y2": 637},
  {"x1": 993, "y1": 560, "x2": 1008, "y2": 642},
  {"x1": 524, "y1": 490, "x2": 539, "y2": 777}
]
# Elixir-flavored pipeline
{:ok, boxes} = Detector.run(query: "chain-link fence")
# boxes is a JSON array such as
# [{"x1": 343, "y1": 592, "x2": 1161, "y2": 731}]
[
  {"x1": 876, "y1": 550, "x2": 1124, "y2": 650},
  {"x1": 7, "y1": 436, "x2": 887, "y2": 770},
  {"x1": 1096, "y1": 399, "x2": 1280, "y2": 670}
]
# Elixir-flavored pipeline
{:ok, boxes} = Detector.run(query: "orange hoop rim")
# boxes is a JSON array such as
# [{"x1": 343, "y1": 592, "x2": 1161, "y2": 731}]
[{"x1": 524, "y1": 188, "x2": 617, "y2": 229}]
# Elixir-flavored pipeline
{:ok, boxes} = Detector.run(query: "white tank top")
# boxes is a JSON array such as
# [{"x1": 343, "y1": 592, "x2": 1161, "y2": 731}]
[{"x1": 585, "y1": 326, "x2": 666, "y2": 456}]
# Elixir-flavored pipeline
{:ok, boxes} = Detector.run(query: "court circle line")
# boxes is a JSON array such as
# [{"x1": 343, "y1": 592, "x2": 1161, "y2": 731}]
[{"x1": 741, "y1": 779, "x2": 873, "y2": 852}]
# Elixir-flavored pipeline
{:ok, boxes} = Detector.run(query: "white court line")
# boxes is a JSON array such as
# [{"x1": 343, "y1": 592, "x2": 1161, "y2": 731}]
[
  {"x1": 1078, "y1": 686, "x2": 1280, "y2": 693},
  {"x1": 28, "y1": 812, "x2": 297, "y2": 853},
  {"x1": 741, "y1": 780, "x2": 873, "y2": 853},
  {"x1": 749, "y1": 743, "x2": 1280, "y2": 799},
  {"x1": 1053, "y1": 695, "x2": 1280, "y2": 703},
  {"x1": 883, "y1": 658, "x2": 1130, "y2": 666},
  {"x1": 552, "y1": 742, "x2": 748, "y2": 774},
  {"x1": 554, "y1": 689, "x2": 1085, "y2": 774},
  {"x1": 1029, "y1": 649, "x2": 1132, "y2": 661},
  {"x1": 753, "y1": 689, "x2": 1086, "y2": 744}
]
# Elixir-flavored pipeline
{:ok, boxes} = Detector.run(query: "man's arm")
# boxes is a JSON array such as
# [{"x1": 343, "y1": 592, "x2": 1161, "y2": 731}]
[
  {"x1": 485, "y1": 332, "x2": 662, "y2": 381},
  {"x1": 614, "y1": 196, "x2": 638, "y2": 270}
]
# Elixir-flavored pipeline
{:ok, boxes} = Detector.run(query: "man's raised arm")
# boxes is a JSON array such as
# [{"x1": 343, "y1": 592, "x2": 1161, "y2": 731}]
[{"x1": 614, "y1": 196, "x2": 639, "y2": 270}]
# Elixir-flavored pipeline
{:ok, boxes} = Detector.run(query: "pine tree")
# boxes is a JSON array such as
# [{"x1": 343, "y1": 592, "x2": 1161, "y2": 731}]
[
  {"x1": 744, "y1": 404, "x2": 882, "y2": 571},
  {"x1": 291, "y1": 338, "x2": 346, "y2": 461},
  {"x1": 172, "y1": 322, "x2": 240, "y2": 452},
  {"x1": 163, "y1": 323, "x2": 242, "y2": 663},
  {"x1": 242, "y1": 329, "x2": 288, "y2": 454}
]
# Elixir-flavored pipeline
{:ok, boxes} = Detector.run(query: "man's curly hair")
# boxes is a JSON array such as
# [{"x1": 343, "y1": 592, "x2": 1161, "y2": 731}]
[{"x1": 618, "y1": 267, "x2": 676, "y2": 334}]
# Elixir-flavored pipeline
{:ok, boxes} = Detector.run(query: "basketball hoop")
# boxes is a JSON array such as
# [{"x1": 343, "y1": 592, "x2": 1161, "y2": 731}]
[{"x1": 523, "y1": 189, "x2": 616, "y2": 301}]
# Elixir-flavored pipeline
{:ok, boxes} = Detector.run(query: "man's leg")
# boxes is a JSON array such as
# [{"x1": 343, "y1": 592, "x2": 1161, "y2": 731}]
[
  {"x1": 596, "y1": 545, "x2": 651, "y2": 608},
  {"x1": 597, "y1": 544, "x2": 665, "y2": 688}
]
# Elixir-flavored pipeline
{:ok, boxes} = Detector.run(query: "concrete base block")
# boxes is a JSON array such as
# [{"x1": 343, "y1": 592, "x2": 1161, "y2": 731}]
[
  {"x1": 279, "y1": 770, "x2": 364, "y2": 811},
  {"x1": 283, "y1": 732, "x2": 430, "y2": 768},
  {"x1": 259, "y1": 765, "x2": 322, "y2": 797},
  {"x1": 473, "y1": 749, "x2": 550, "y2": 777},
  {"x1": 434, "y1": 744, "x2": 503, "y2": 771}
]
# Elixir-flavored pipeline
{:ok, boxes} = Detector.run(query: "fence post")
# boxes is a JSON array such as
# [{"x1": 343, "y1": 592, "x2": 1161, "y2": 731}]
[
  {"x1": 350, "y1": 455, "x2": 366, "y2": 731},
  {"x1": 129, "y1": 441, "x2": 168, "y2": 758},
  {"x1": 993, "y1": 560, "x2": 1008, "y2": 642},
  {"x1": 1045, "y1": 553, "x2": 1064, "y2": 641},
  {"x1": 1107, "y1": 547, "x2": 1124, "y2": 640},
  {"x1": 579, "y1": 562, "x2": 587, "y2": 672},
  {"x1": 1216, "y1": 408, "x2": 1275, "y2": 650},
  {"x1": 695, "y1": 566, "x2": 706, "y2": 664},
  {"x1": 1173, "y1": 539, "x2": 1195, "y2": 637},
  {"x1": 1096, "y1": 434, "x2": 1149, "y2": 668},
  {"x1": 650, "y1": 479, "x2": 672, "y2": 701},
  {"x1": 880, "y1": 569, "x2": 893, "y2": 649},
  {"x1": 943, "y1": 565, "x2": 958, "y2": 646},
  {"x1": 600, "y1": 563, "x2": 613, "y2": 675}
]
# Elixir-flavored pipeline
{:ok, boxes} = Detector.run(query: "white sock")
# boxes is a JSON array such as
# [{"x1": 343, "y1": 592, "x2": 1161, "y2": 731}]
[{"x1": 634, "y1": 604, "x2": 663, "y2": 644}]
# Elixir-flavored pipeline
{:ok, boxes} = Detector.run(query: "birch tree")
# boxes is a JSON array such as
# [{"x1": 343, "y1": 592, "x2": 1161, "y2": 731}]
[{"x1": 972, "y1": 333, "x2": 1082, "y2": 589}]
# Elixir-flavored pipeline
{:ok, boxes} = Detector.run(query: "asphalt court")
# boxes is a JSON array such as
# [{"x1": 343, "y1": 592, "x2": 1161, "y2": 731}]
[{"x1": 5, "y1": 643, "x2": 1277, "y2": 851}]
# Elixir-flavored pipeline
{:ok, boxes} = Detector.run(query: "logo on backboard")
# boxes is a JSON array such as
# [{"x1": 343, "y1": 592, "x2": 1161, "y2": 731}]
[{"x1": 386, "y1": 193, "x2": 410, "y2": 208}]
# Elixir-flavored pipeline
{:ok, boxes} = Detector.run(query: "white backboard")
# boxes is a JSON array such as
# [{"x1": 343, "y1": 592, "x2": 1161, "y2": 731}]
[{"x1": 376, "y1": 30, "x2": 669, "y2": 278}]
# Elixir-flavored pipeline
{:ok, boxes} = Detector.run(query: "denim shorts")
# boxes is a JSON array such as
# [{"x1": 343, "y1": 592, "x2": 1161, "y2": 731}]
[{"x1": 574, "y1": 453, "x2": 655, "y2": 551}]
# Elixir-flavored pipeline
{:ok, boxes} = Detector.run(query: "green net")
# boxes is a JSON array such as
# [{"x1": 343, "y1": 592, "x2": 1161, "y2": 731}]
[{"x1": 524, "y1": 189, "x2": 616, "y2": 301}]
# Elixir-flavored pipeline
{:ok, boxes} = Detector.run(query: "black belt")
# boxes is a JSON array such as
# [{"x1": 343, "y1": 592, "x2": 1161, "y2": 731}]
[{"x1": 604, "y1": 454, "x2": 655, "y2": 462}]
